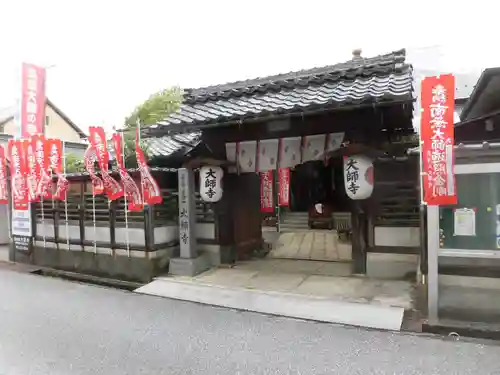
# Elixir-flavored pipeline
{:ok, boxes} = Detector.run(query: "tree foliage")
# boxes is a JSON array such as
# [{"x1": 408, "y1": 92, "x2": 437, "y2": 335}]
[
  {"x1": 65, "y1": 152, "x2": 86, "y2": 173},
  {"x1": 121, "y1": 87, "x2": 183, "y2": 167},
  {"x1": 64, "y1": 88, "x2": 183, "y2": 174},
  {"x1": 124, "y1": 87, "x2": 183, "y2": 129}
]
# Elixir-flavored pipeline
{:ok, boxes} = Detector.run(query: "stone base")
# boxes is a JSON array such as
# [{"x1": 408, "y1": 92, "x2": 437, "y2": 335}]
[
  {"x1": 169, "y1": 253, "x2": 212, "y2": 277},
  {"x1": 10, "y1": 243, "x2": 175, "y2": 283},
  {"x1": 366, "y1": 253, "x2": 419, "y2": 280}
]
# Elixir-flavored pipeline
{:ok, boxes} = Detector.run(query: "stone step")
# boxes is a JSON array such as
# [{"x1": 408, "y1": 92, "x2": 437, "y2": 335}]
[
  {"x1": 280, "y1": 223, "x2": 310, "y2": 230},
  {"x1": 135, "y1": 278, "x2": 405, "y2": 331},
  {"x1": 281, "y1": 218, "x2": 309, "y2": 225},
  {"x1": 281, "y1": 212, "x2": 309, "y2": 218}
]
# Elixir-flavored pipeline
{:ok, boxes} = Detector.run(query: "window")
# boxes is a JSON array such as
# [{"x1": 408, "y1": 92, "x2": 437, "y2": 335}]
[{"x1": 45, "y1": 115, "x2": 50, "y2": 126}]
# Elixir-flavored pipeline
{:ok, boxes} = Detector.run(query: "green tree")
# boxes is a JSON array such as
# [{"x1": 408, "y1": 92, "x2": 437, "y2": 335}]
[
  {"x1": 124, "y1": 87, "x2": 182, "y2": 129},
  {"x1": 121, "y1": 87, "x2": 182, "y2": 167},
  {"x1": 65, "y1": 152, "x2": 86, "y2": 173}
]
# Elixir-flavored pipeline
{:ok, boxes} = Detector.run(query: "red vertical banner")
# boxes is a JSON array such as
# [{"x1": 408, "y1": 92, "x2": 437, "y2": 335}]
[
  {"x1": 88, "y1": 126, "x2": 123, "y2": 200},
  {"x1": 0, "y1": 146, "x2": 8, "y2": 204},
  {"x1": 278, "y1": 168, "x2": 290, "y2": 207},
  {"x1": 44, "y1": 138, "x2": 69, "y2": 200},
  {"x1": 135, "y1": 127, "x2": 162, "y2": 205},
  {"x1": 23, "y1": 139, "x2": 38, "y2": 202},
  {"x1": 8, "y1": 139, "x2": 29, "y2": 210},
  {"x1": 421, "y1": 74, "x2": 457, "y2": 206},
  {"x1": 112, "y1": 133, "x2": 143, "y2": 211},
  {"x1": 20, "y1": 63, "x2": 46, "y2": 137},
  {"x1": 260, "y1": 170, "x2": 274, "y2": 213}
]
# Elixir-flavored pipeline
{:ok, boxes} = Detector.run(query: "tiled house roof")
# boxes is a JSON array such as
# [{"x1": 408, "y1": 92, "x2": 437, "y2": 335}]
[
  {"x1": 146, "y1": 132, "x2": 200, "y2": 157},
  {"x1": 152, "y1": 49, "x2": 413, "y2": 132}
]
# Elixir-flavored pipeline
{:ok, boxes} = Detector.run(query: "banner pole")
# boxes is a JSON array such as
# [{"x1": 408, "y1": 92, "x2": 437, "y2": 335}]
[
  {"x1": 122, "y1": 133, "x2": 130, "y2": 258},
  {"x1": 62, "y1": 141, "x2": 70, "y2": 251}
]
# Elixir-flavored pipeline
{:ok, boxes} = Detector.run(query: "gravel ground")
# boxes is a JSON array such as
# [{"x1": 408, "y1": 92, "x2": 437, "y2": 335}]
[{"x1": 0, "y1": 269, "x2": 498, "y2": 375}]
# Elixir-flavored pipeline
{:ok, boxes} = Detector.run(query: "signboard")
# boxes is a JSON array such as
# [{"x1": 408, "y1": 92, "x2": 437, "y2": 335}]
[
  {"x1": 178, "y1": 168, "x2": 196, "y2": 258},
  {"x1": 260, "y1": 171, "x2": 274, "y2": 213},
  {"x1": 20, "y1": 63, "x2": 46, "y2": 137},
  {"x1": 453, "y1": 208, "x2": 476, "y2": 236},
  {"x1": 278, "y1": 168, "x2": 290, "y2": 207},
  {"x1": 11, "y1": 209, "x2": 32, "y2": 236},
  {"x1": 421, "y1": 74, "x2": 457, "y2": 206}
]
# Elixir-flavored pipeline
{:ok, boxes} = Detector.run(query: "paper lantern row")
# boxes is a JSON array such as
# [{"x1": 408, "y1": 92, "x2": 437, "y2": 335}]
[
  {"x1": 225, "y1": 132, "x2": 345, "y2": 173},
  {"x1": 0, "y1": 126, "x2": 162, "y2": 212}
]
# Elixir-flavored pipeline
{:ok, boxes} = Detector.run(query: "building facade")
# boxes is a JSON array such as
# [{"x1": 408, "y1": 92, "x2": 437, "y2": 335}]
[{"x1": 0, "y1": 99, "x2": 86, "y2": 142}]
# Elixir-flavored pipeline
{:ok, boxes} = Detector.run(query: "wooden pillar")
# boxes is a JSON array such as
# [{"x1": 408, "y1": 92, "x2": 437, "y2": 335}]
[
  {"x1": 214, "y1": 172, "x2": 236, "y2": 264},
  {"x1": 351, "y1": 203, "x2": 367, "y2": 274}
]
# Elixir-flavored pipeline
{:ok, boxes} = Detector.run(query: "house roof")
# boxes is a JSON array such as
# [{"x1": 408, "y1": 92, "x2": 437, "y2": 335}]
[
  {"x1": 0, "y1": 99, "x2": 87, "y2": 138},
  {"x1": 149, "y1": 49, "x2": 413, "y2": 134},
  {"x1": 145, "y1": 132, "x2": 201, "y2": 157},
  {"x1": 107, "y1": 132, "x2": 200, "y2": 160},
  {"x1": 459, "y1": 67, "x2": 500, "y2": 122},
  {"x1": 46, "y1": 99, "x2": 87, "y2": 138}
]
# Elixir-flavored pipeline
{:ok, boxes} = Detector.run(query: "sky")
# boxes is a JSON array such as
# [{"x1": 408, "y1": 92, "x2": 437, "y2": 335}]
[{"x1": 0, "y1": 0, "x2": 498, "y2": 133}]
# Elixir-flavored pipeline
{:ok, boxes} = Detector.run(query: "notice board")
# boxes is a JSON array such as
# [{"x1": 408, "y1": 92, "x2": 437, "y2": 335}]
[{"x1": 439, "y1": 172, "x2": 500, "y2": 250}]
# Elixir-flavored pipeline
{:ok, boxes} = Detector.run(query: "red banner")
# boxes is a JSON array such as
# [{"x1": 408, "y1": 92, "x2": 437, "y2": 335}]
[
  {"x1": 421, "y1": 74, "x2": 457, "y2": 206},
  {"x1": 135, "y1": 128, "x2": 162, "y2": 205},
  {"x1": 88, "y1": 126, "x2": 123, "y2": 200},
  {"x1": 8, "y1": 139, "x2": 29, "y2": 210},
  {"x1": 23, "y1": 139, "x2": 38, "y2": 202},
  {"x1": 278, "y1": 168, "x2": 290, "y2": 206},
  {"x1": 0, "y1": 146, "x2": 8, "y2": 204},
  {"x1": 84, "y1": 145, "x2": 104, "y2": 196},
  {"x1": 260, "y1": 170, "x2": 274, "y2": 213},
  {"x1": 20, "y1": 63, "x2": 46, "y2": 137},
  {"x1": 44, "y1": 138, "x2": 69, "y2": 200},
  {"x1": 112, "y1": 133, "x2": 143, "y2": 211}
]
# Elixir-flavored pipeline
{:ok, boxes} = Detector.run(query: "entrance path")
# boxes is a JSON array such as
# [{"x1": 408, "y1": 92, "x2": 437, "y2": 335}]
[
  {"x1": 137, "y1": 259, "x2": 413, "y2": 331},
  {"x1": 194, "y1": 259, "x2": 413, "y2": 309},
  {"x1": 266, "y1": 230, "x2": 352, "y2": 261}
]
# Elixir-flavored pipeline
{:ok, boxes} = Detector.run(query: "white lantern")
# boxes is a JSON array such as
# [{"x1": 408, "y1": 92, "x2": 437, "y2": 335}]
[
  {"x1": 343, "y1": 155, "x2": 374, "y2": 200},
  {"x1": 200, "y1": 166, "x2": 223, "y2": 202}
]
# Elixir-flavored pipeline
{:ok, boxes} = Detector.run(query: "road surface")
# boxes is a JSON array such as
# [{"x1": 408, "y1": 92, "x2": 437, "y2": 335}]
[{"x1": 0, "y1": 269, "x2": 497, "y2": 374}]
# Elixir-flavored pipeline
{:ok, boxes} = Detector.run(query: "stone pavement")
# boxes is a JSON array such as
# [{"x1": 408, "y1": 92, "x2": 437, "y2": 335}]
[
  {"x1": 192, "y1": 259, "x2": 413, "y2": 309},
  {"x1": 266, "y1": 230, "x2": 352, "y2": 261}
]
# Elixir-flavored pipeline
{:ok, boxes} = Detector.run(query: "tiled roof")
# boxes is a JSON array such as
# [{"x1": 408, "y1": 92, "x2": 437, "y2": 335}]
[
  {"x1": 107, "y1": 132, "x2": 200, "y2": 160},
  {"x1": 145, "y1": 132, "x2": 200, "y2": 157},
  {"x1": 152, "y1": 49, "x2": 413, "y2": 132}
]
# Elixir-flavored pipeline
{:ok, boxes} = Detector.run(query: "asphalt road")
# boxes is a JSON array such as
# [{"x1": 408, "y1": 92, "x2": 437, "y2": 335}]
[{"x1": 0, "y1": 269, "x2": 498, "y2": 375}]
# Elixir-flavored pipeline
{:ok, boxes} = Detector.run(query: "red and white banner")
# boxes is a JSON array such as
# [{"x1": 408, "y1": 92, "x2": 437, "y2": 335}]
[
  {"x1": 421, "y1": 74, "x2": 457, "y2": 206},
  {"x1": 8, "y1": 139, "x2": 29, "y2": 210},
  {"x1": 0, "y1": 146, "x2": 8, "y2": 204},
  {"x1": 88, "y1": 126, "x2": 123, "y2": 200},
  {"x1": 20, "y1": 63, "x2": 46, "y2": 138},
  {"x1": 112, "y1": 133, "x2": 143, "y2": 211},
  {"x1": 260, "y1": 170, "x2": 274, "y2": 213},
  {"x1": 22, "y1": 139, "x2": 37, "y2": 202},
  {"x1": 32, "y1": 134, "x2": 46, "y2": 198},
  {"x1": 44, "y1": 138, "x2": 69, "y2": 200},
  {"x1": 84, "y1": 144, "x2": 104, "y2": 196},
  {"x1": 136, "y1": 128, "x2": 162, "y2": 205},
  {"x1": 278, "y1": 168, "x2": 290, "y2": 206}
]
